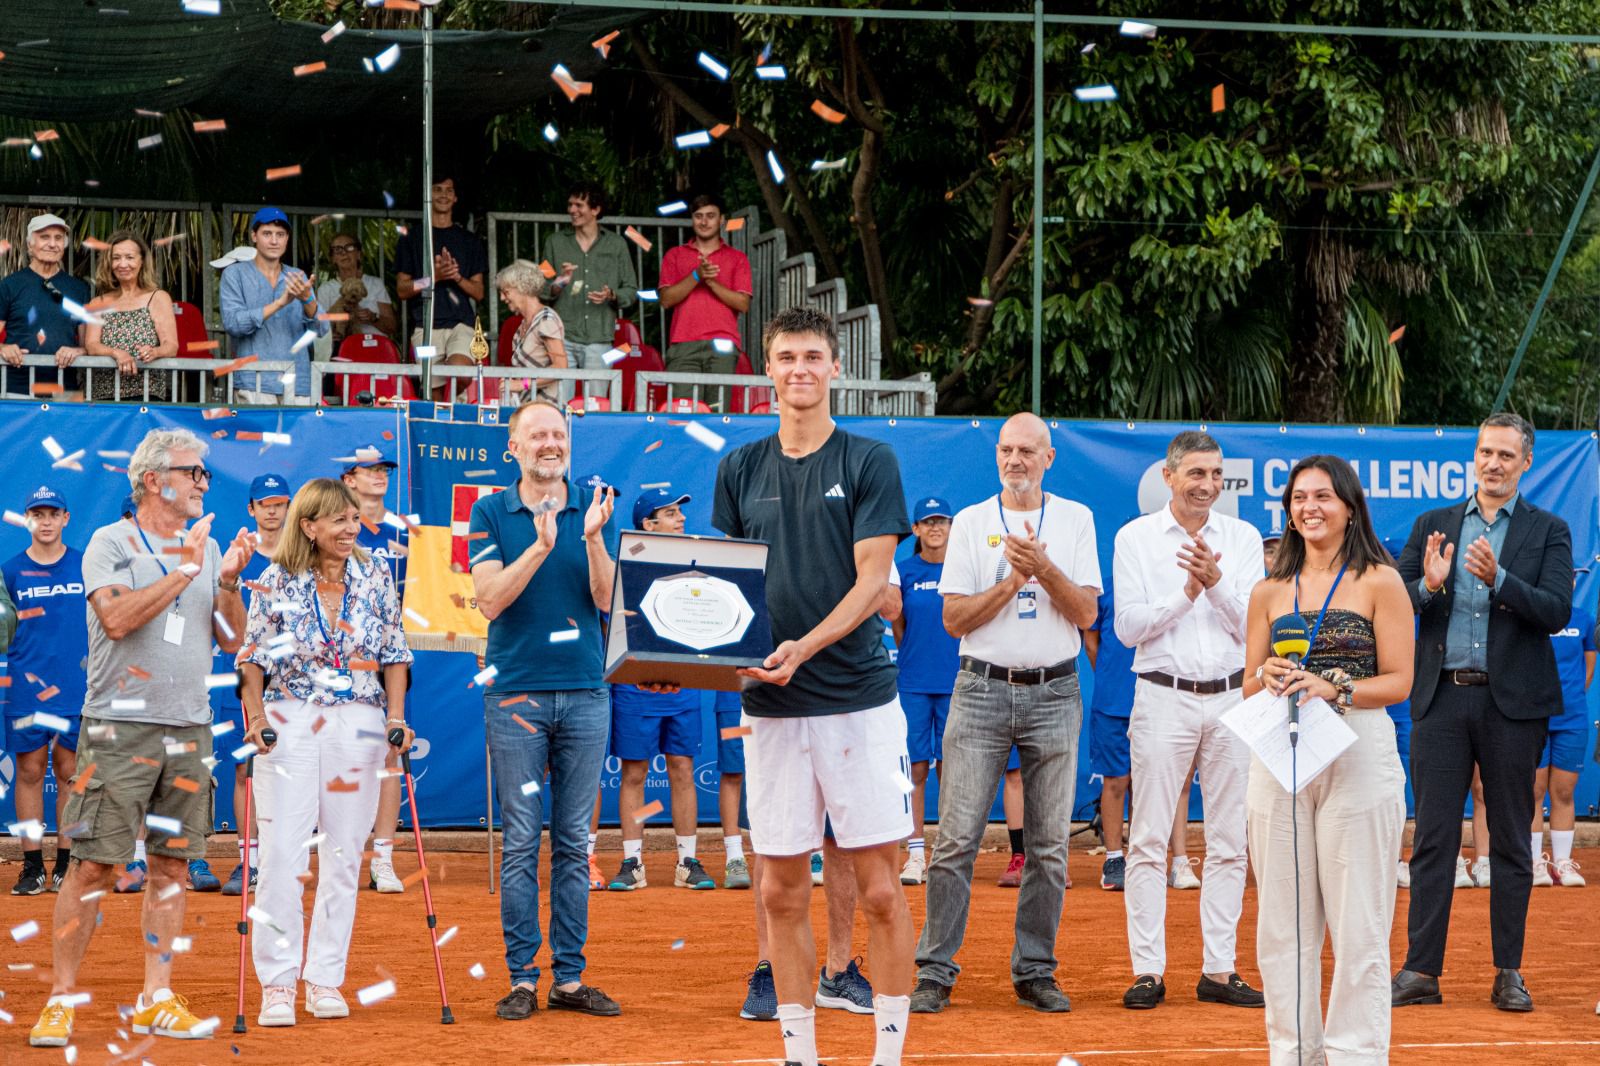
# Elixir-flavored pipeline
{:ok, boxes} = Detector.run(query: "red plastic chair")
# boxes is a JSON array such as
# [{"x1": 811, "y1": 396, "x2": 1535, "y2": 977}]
[
  {"x1": 567, "y1": 395, "x2": 612, "y2": 412},
  {"x1": 172, "y1": 300, "x2": 213, "y2": 357},
  {"x1": 656, "y1": 397, "x2": 713, "y2": 414},
  {"x1": 332, "y1": 333, "x2": 416, "y2": 405},
  {"x1": 496, "y1": 315, "x2": 523, "y2": 367}
]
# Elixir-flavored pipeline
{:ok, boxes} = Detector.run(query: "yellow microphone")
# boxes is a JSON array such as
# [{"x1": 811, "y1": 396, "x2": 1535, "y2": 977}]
[{"x1": 1270, "y1": 616, "x2": 1311, "y2": 746}]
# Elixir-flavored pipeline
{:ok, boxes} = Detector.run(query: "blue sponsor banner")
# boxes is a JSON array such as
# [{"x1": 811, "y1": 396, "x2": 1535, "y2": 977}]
[{"x1": 0, "y1": 400, "x2": 1595, "y2": 830}]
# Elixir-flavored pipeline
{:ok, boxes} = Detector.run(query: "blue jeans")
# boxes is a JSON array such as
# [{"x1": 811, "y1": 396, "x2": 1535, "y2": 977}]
[
  {"x1": 484, "y1": 687, "x2": 610, "y2": 988},
  {"x1": 915, "y1": 669, "x2": 1082, "y2": 985}
]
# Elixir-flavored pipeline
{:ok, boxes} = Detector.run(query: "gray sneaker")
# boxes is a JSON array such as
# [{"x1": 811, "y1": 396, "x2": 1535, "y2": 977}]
[
  {"x1": 816, "y1": 957, "x2": 873, "y2": 1014},
  {"x1": 723, "y1": 856, "x2": 752, "y2": 889}
]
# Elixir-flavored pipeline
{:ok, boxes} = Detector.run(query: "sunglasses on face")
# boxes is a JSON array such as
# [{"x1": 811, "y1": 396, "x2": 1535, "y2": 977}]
[{"x1": 166, "y1": 465, "x2": 213, "y2": 485}]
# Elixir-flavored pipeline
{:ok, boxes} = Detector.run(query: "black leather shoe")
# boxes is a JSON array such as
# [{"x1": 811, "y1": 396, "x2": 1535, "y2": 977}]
[
  {"x1": 1014, "y1": 976, "x2": 1072, "y2": 1013},
  {"x1": 908, "y1": 977, "x2": 952, "y2": 1014},
  {"x1": 547, "y1": 983, "x2": 621, "y2": 1016},
  {"x1": 1122, "y1": 974, "x2": 1165, "y2": 1010},
  {"x1": 1391, "y1": 969, "x2": 1442, "y2": 1007},
  {"x1": 1491, "y1": 968, "x2": 1533, "y2": 1012},
  {"x1": 1197, "y1": 973, "x2": 1264, "y2": 1007},
  {"x1": 494, "y1": 985, "x2": 537, "y2": 1020}
]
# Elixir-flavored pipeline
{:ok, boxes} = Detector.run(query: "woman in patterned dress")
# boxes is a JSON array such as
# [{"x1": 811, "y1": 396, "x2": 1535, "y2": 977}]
[
  {"x1": 496, "y1": 258, "x2": 569, "y2": 404},
  {"x1": 238, "y1": 478, "x2": 414, "y2": 1028},
  {"x1": 83, "y1": 230, "x2": 176, "y2": 401}
]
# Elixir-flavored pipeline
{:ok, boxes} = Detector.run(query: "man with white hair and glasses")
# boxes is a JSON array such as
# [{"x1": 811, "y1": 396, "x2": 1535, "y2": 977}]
[{"x1": 0, "y1": 212, "x2": 90, "y2": 397}]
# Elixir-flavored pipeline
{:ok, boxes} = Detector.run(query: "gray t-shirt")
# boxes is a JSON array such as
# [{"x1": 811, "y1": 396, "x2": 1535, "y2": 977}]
[{"x1": 82, "y1": 518, "x2": 223, "y2": 726}]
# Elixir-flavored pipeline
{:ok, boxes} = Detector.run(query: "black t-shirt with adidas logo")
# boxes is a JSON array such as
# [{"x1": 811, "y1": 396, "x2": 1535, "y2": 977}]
[{"x1": 713, "y1": 426, "x2": 910, "y2": 717}]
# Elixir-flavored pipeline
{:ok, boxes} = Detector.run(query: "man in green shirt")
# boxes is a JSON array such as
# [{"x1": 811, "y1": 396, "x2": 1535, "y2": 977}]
[{"x1": 540, "y1": 181, "x2": 639, "y2": 371}]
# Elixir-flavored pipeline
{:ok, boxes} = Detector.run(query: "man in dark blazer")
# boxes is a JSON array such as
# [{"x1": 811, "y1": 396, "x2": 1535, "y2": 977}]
[{"x1": 1391, "y1": 413, "x2": 1573, "y2": 1013}]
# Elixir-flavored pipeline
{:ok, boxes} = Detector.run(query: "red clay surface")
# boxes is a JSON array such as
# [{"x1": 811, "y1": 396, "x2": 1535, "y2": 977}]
[{"x1": 3, "y1": 845, "x2": 1598, "y2": 1065}]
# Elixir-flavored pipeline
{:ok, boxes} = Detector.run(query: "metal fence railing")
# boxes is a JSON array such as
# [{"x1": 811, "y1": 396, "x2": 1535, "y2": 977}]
[
  {"x1": 634, "y1": 371, "x2": 935, "y2": 418},
  {"x1": 5, "y1": 354, "x2": 297, "y2": 404},
  {"x1": 309, "y1": 362, "x2": 624, "y2": 409}
]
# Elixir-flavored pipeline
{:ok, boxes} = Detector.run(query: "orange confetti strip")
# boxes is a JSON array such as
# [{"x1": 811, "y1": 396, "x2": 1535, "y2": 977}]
[
  {"x1": 349, "y1": 659, "x2": 380, "y2": 671},
  {"x1": 499, "y1": 694, "x2": 528, "y2": 707},
  {"x1": 1388, "y1": 325, "x2": 1406, "y2": 343},
  {"x1": 265, "y1": 165, "x2": 303, "y2": 182},
  {"x1": 36, "y1": 685, "x2": 58, "y2": 701},
  {"x1": 719, "y1": 725, "x2": 752, "y2": 739},
  {"x1": 131, "y1": 755, "x2": 161, "y2": 767},
  {"x1": 172, "y1": 777, "x2": 200, "y2": 793},
  {"x1": 644, "y1": 440, "x2": 663, "y2": 453},
  {"x1": 29, "y1": 382, "x2": 63, "y2": 396},
  {"x1": 185, "y1": 339, "x2": 220, "y2": 354},
  {"x1": 538, "y1": 260, "x2": 557, "y2": 279},
  {"x1": 211, "y1": 430, "x2": 228, "y2": 439},
  {"x1": 127, "y1": 665, "x2": 152, "y2": 680},
  {"x1": 360, "y1": 516, "x2": 380, "y2": 534},
  {"x1": 192, "y1": 119, "x2": 227, "y2": 133},
  {"x1": 623, "y1": 226, "x2": 652, "y2": 252},
  {"x1": 592, "y1": 29, "x2": 620, "y2": 57},
  {"x1": 0, "y1": 677, "x2": 10, "y2": 688},
  {"x1": 326, "y1": 776, "x2": 361, "y2": 793},
  {"x1": 167, "y1": 837, "x2": 188, "y2": 849},
  {"x1": 311, "y1": 715, "x2": 326, "y2": 734},
  {"x1": 401, "y1": 867, "x2": 429, "y2": 888},
  {"x1": 82, "y1": 237, "x2": 111, "y2": 252},
  {"x1": 631, "y1": 799, "x2": 664, "y2": 822},
  {"x1": 71, "y1": 763, "x2": 96, "y2": 793},
  {"x1": 235, "y1": 431, "x2": 263, "y2": 442},
  {"x1": 384, "y1": 0, "x2": 421, "y2": 8},
  {"x1": 725, "y1": 217, "x2": 746, "y2": 232},
  {"x1": 243, "y1": 579, "x2": 271, "y2": 593},
  {"x1": 510, "y1": 712, "x2": 539, "y2": 734},
  {"x1": 710, "y1": 123, "x2": 730, "y2": 139},
  {"x1": 213, "y1": 353, "x2": 258, "y2": 376},
  {"x1": 1211, "y1": 84, "x2": 1226, "y2": 113},
  {"x1": 293, "y1": 61, "x2": 327, "y2": 77},
  {"x1": 811, "y1": 99, "x2": 847, "y2": 124},
  {"x1": 202, "y1": 406, "x2": 233, "y2": 420},
  {"x1": 34, "y1": 129, "x2": 59, "y2": 143},
  {"x1": 382, "y1": 430, "x2": 394, "y2": 440},
  {"x1": 317, "y1": 311, "x2": 350, "y2": 322}
]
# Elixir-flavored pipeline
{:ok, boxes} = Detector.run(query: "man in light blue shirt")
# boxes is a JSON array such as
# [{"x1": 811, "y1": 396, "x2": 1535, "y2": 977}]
[
  {"x1": 218, "y1": 207, "x2": 326, "y2": 404},
  {"x1": 1437, "y1": 493, "x2": 1516, "y2": 670}
]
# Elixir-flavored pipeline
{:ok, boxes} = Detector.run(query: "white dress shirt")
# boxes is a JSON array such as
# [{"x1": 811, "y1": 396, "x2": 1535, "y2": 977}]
[{"x1": 1111, "y1": 502, "x2": 1262, "y2": 678}]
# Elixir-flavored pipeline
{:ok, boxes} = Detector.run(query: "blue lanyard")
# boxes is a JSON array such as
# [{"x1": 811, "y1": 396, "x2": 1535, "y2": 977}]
[
  {"x1": 132, "y1": 515, "x2": 183, "y2": 608},
  {"x1": 310, "y1": 568, "x2": 352, "y2": 669},
  {"x1": 1293, "y1": 560, "x2": 1350, "y2": 657},
  {"x1": 997, "y1": 493, "x2": 1046, "y2": 541}
]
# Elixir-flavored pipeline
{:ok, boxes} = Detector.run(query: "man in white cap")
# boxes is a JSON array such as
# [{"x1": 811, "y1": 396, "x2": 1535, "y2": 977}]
[{"x1": 0, "y1": 213, "x2": 90, "y2": 396}]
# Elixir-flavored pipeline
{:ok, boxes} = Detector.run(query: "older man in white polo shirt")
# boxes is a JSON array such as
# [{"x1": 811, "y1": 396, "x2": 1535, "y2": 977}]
[
  {"x1": 1113, "y1": 430, "x2": 1265, "y2": 1011},
  {"x1": 911, "y1": 412, "x2": 1100, "y2": 1016}
]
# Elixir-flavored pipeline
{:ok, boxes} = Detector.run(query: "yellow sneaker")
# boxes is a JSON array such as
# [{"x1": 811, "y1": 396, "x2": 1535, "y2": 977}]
[
  {"x1": 130, "y1": 989, "x2": 215, "y2": 1039},
  {"x1": 29, "y1": 1000, "x2": 73, "y2": 1047}
]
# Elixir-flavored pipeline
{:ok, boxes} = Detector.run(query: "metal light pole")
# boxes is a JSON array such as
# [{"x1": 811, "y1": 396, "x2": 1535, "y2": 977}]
[{"x1": 420, "y1": 3, "x2": 436, "y2": 396}]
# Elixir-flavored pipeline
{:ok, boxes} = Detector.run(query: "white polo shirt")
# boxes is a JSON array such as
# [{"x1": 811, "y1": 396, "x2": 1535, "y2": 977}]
[
  {"x1": 1111, "y1": 502, "x2": 1262, "y2": 679},
  {"x1": 939, "y1": 493, "x2": 1102, "y2": 668}
]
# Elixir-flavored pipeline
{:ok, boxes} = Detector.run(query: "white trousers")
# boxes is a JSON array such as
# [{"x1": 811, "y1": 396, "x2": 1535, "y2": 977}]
[
  {"x1": 251, "y1": 697, "x2": 387, "y2": 990},
  {"x1": 1247, "y1": 710, "x2": 1406, "y2": 1066},
  {"x1": 1125, "y1": 680, "x2": 1249, "y2": 976}
]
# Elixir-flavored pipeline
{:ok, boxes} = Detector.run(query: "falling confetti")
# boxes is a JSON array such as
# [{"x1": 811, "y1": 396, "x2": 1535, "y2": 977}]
[
  {"x1": 1211, "y1": 84, "x2": 1226, "y2": 112},
  {"x1": 697, "y1": 51, "x2": 729, "y2": 80},
  {"x1": 591, "y1": 29, "x2": 620, "y2": 58},
  {"x1": 658, "y1": 200, "x2": 688, "y2": 215},
  {"x1": 675, "y1": 130, "x2": 712, "y2": 150},
  {"x1": 1074, "y1": 85, "x2": 1118, "y2": 102},
  {"x1": 719, "y1": 725, "x2": 752, "y2": 739},
  {"x1": 684, "y1": 421, "x2": 726, "y2": 452},
  {"x1": 1119, "y1": 20, "x2": 1157, "y2": 37},
  {"x1": 321, "y1": 20, "x2": 346, "y2": 43},
  {"x1": 357, "y1": 979, "x2": 396, "y2": 1007},
  {"x1": 755, "y1": 65, "x2": 786, "y2": 80},
  {"x1": 137, "y1": 134, "x2": 163, "y2": 151},
  {"x1": 1388, "y1": 325, "x2": 1406, "y2": 343},
  {"x1": 624, "y1": 226, "x2": 652, "y2": 252},
  {"x1": 766, "y1": 151, "x2": 786, "y2": 184},
  {"x1": 810, "y1": 100, "x2": 847, "y2": 124},
  {"x1": 367, "y1": 44, "x2": 402, "y2": 74},
  {"x1": 631, "y1": 799, "x2": 664, "y2": 823},
  {"x1": 265, "y1": 165, "x2": 303, "y2": 181},
  {"x1": 543, "y1": 123, "x2": 559, "y2": 142},
  {"x1": 294, "y1": 61, "x2": 327, "y2": 77}
]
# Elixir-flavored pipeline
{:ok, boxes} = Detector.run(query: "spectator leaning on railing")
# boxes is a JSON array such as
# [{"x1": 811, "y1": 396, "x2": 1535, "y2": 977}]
[
  {"x1": 84, "y1": 229, "x2": 178, "y2": 402},
  {"x1": 541, "y1": 180, "x2": 638, "y2": 371},
  {"x1": 0, "y1": 213, "x2": 90, "y2": 397},
  {"x1": 219, "y1": 207, "x2": 327, "y2": 405}
]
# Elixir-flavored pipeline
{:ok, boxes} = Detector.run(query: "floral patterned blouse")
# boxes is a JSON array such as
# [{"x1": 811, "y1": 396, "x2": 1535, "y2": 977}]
[{"x1": 237, "y1": 552, "x2": 413, "y2": 707}]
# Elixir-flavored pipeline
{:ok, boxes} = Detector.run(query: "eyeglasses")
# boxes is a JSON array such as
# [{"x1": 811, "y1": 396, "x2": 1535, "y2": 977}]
[
  {"x1": 166, "y1": 465, "x2": 213, "y2": 485},
  {"x1": 331, "y1": 244, "x2": 359, "y2": 253}
]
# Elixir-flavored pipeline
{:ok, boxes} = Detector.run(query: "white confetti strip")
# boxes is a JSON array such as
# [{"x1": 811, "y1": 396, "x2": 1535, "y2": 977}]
[
  {"x1": 755, "y1": 65, "x2": 786, "y2": 80},
  {"x1": 8, "y1": 819, "x2": 44, "y2": 841},
  {"x1": 637, "y1": 289, "x2": 659, "y2": 301},
  {"x1": 437, "y1": 925, "x2": 458, "y2": 947},
  {"x1": 79, "y1": 889, "x2": 105, "y2": 903},
  {"x1": 671, "y1": 938, "x2": 686, "y2": 950},
  {"x1": 548, "y1": 629, "x2": 579, "y2": 643},
  {"x1": 357, "y1": 979, "x2": 396, "y2": 1006},
  {"x1": 1074, "y1": 84, "x2": 1118, "y2": 102},
  {"x1": 4, "y1": 510, "x2": 29, "y2": 527},
  {"x1": 58, "y1": 993, "x2": 90, "y2": 1008},
  {"x1": 30, "y1": 711, "x2": 71, "y2": 732},
  {"x1": 146, "y1": 814, "x2": 182, "y2": 835},
  {"x1": 262, "y1": 431, "x2": 292, "y2": 446},
  {"x1": 766, "y1": 150, "x2": 786, "y2": 184},
  {"x1": 321, "y1": 20, "x2": 346, "y2": 43},
  {"x1": 109, "y1": 700, "x2": 145, "y2": 713},
  {"x1": 520, "y1": 779, "x2": 541, "y2": 796},
  {"x1": 289, "y1": 330, "x2": 317, "y2": 354},
  {"x1": 697, "y1": 51, "x2": 729, "y2": 80},
  {"x1": 190, "y1": 1016, "x2": 220, "y2": 1037},
  {"x1": 42, "y1": 435, "x2": 64, "y2": 460},
  {"x1": 601, "y1": 347, "x2": 628, "y2": 366},
  {"x1": 172, "y1": 935, "x2": 193, "y2": 953},
  {"x1": 472, "y1": 663, "x2": 499, "y2": 687},
  {"x1": 182, "y1": 0, "x2": 221, "y2": 12},
  {"x1": 303, "y1": 832, "x2": 327, "y2": 851},
  {"x1": 1119, "y1": 20, "x2": 1157, "y2": 37},
  {"x1": 543, "y1": 123, "x2": 559, "y2": 142},
  {"x1": 136, "y1": 134, "x2": 163, "y2": 151},
  {"x1": 468, "y1": 963, "x2": 486, "y2": 979},
  {"x1": 10, "y1": 920, "x2": 40, "y2": 942},
  {"x1": 206, "y1": 673, "x2": 238, "y2": 691},
  {"x1": 370, "y1": 44, "x2": 401, "y2": 73},
  {"x1": 892, "y1": 768, "x2": 915, "y2": 794},
  {"x1": 684, "y1": 421, "x2": 726, "y2": 452},
  {"x1": 231, "y1": 742, "x2": 260, "y2": 761},
  {"x1": 712, "y1": 338, "x2": 736, "y2": 354},
  {"x1": 657, "y1": 200, "x2": 688, "y2": 215},
  {"x1": 675, "y1": 130, "x2": 712, "y2": 150},
  {"x1": 404, "y1": 607, "x2": 432, "y2": 628}
]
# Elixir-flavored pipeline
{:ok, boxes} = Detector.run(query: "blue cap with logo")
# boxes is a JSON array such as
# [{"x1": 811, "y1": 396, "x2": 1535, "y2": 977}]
[
  {"x1": 250, "y1": 474, "x2": 292, "y2": 503},
  {"x1": 912, "y1": 496, "x2": 952, "y2": 523},
  {"x1": 250, "y1": 206, "x2": 290, "y2": 231},
  {"x1": 633, "y1": 487, "x2": 690, "y2": 528},
  {"x1": 23, "y1": 485, "x2": 67, "y2": 512},
  {"x1": 576, "y1": 473, "x2": 618, "y2": 500},
  {"x1": 344, "y1": 444, "x2": 397, "y2": 472}
]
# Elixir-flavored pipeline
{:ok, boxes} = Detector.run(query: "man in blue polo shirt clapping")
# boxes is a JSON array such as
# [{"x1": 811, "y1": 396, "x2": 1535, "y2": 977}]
[{"x1": 469, "y1": 398, "x2": 621, "y2": 1022}]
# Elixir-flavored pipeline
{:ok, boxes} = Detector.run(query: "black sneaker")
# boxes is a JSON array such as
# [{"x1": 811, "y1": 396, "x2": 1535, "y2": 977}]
[
  {"x1": 1014, "y1": 976, "x2": 1072, "y2": 1013},
  {"x1": 1123, "y1": 974, "x2": 1166, "y2": 1010},
  {"x1": 1196, "y1": 972, "x2": 1264, "y2": 1007},
  {"x1": 547, "y1": 983, "x2": 621, "y2": 1016},
  {"x1": 495, "y1": 985, "x2": 538, "y2": 1020},
  {"x1": 909, "y1": 977, "x2": 952, "y2": 1014},
  {"x1": 11, "y1": 867, "x2": 46, "y2": 896}
]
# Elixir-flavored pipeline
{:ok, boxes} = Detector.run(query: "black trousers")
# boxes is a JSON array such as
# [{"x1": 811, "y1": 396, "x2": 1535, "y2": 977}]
[{"x1": 1403, "y1": 679, "x2": 1548, "y2": 974}]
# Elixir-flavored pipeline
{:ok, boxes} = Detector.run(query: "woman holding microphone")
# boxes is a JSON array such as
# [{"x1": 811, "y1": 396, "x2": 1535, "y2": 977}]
[
  {"x1": 1241, "y1": 455, "x2": 1413, "y2": 1065},
  {"x1": 239, "y1": 478, "x2": 414, "y2": 1027}
]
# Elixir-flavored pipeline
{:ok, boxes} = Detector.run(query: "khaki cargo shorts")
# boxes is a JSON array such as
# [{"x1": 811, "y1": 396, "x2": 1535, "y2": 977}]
[{"x1": 61, "y1": 718, "x2": 215, "y2": 864}]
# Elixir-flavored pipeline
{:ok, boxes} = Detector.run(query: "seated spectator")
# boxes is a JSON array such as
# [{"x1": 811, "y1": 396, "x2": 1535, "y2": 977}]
[
  {"x1": 0, "y1": 213, "x2": 90, "y2": 397},
  {"x1": 541, "y1": 180, "x2": 638, "y2": 370},
  {"x1": 317, "y1": 232, "x2": 397, "y2": 347},
  {"x1": 219, "y1": 207, "x2": 327, "y2": 405},
  {"x1": 496, "y1": 259, "x2": 567, "y2": 405},
  {"x1": 84, "y1": 230, "x2": 178, "y2": 402},
  {"x1": 395, "y1": 173, "x2": 487, "y2": 392},
  {"x1": 659, "y1": 194, "x2": 752, "y2": 408}
]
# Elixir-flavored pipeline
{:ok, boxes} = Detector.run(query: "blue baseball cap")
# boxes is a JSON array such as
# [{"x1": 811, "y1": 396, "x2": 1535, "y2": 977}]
[
  {"x1": 23, "y1": 485, "x2": 67, "y2": 512},
  {"x1": 344, "y1": 444, "x2": 397, "y2": 472},
  {"x1": 633, "y1": 487, "x2": 690, "y2": 527},
  {"x1": 912, "y1": 496, "x2": 952, "y2": 523},
  {"x1": 249, "y1": 474, "x2": 292, "y2": 503},
  {"x1": 577, "y1": 473, "x2": 618, "y2": 499},
  {"x1": 250, "y1": 206, "x2": 290, "y2": 231}
]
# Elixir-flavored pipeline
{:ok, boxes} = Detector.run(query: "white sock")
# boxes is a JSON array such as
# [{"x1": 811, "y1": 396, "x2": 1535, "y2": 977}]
[
  {"x1": 374, "y1": 839, "x2": 393, "y2": 861},
  {"x1": 133, "y1": 840, "x2": 146, "y2": 863},
  {"x1": 676, "y1": 834, "x2": 697, "y2": 862},
  {"x1": 907, "y1": 837, "x2": 924, "y2": 857},
  {"x1": 1552, "y1": 829, "x2": 1575, "y2": 863},
  {"x1": 1106, "y1": 849, "x2": 1124, "y2": 860},
  {"x1": 776, "y1": 1003, "x2": 817, "y2": 1066},
  {"x1": 623, "y1": 838, "x2": 642, "y2": 862},
  {"x1": 139, "y1": 987, "x2": 172, "y2": 1010},
  {"x1": 872, "y1": 993, "x2": 910, "y2": 1066},
  {"x1": 724, "y1": 835, "x2": 744, "y2": 862},
  {"x1": 1531, "y1": 832, "x2": 1543, "y2": 861},
  {"x1": 587, "y1": 833, "x2": 598, "y2": 858}
]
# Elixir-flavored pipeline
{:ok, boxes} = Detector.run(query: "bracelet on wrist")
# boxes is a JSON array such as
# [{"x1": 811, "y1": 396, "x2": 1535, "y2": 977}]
[
  {"x1": 219, "y1": 578, "x2": 240, "y2": 593},
  {"x1": 1423, "y1": 576, "x2": 1444, "y2": 595}
]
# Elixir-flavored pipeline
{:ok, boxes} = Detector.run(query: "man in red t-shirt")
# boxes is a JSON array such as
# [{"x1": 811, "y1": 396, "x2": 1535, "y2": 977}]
[{"x1": 659, "y1": 194, "x2": 752, "y2": 404}]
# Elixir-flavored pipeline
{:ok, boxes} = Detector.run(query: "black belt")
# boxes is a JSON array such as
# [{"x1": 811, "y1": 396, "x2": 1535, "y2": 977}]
[
  {"x1": 1445, "y1": 669, "x2": 1489, "y2": 686},
  {"x1": 1137, "y1": 669, "x2": 1245, "y2": 696},
  {"x1": 960, "y1": 656, "x2": 1076, "y2": 686}
]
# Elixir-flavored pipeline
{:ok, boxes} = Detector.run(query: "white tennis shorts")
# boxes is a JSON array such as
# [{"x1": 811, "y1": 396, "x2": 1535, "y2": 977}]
[{"x1": 742, "y1": 697, "x2": 913, "y2": 856}]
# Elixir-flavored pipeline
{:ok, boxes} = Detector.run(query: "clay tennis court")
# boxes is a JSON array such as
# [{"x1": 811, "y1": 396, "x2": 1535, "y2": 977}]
[{"x1": 4, "y1": 840, "x2": 1597, "y2": 1065}]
